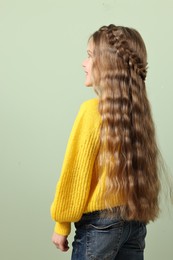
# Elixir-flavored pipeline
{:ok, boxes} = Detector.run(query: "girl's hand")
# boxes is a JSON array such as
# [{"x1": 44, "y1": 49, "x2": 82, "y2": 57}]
[{"x1": 51, "y1": 232, "x2": 69, "y2": 252}]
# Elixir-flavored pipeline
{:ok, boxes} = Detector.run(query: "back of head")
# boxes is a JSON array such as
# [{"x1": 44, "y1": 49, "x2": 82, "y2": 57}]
[{"x1": 91, "y1": 24, "x2": 147, "y2": 89}]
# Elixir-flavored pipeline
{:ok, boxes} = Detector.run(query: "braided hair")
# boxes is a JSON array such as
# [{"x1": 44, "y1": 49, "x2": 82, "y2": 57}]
[{"x1": 91, "y1": 24, "x2": 160, "y2": 222}]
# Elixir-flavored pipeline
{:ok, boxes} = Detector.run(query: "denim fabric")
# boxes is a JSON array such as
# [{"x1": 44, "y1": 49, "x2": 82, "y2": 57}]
[{"x1": 71, "y1": 210, "x2": 147, "y2": 260}]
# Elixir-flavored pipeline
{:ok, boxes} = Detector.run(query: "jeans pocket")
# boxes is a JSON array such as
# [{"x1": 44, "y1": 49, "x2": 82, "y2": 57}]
[
  {"x1": 86, "y1": 220, "x2": 124, "y2": 259},
  {"x1": 88, "y1": 220, "x2": 124, "y2": 231}
]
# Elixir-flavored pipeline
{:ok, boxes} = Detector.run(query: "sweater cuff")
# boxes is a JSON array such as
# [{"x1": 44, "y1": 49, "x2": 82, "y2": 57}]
[{"x1": 54, "y1": 222, "x2": 71, "y2": 236}]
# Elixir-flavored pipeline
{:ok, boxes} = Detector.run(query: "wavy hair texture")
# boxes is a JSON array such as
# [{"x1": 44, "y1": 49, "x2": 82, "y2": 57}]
[{"x1": 90, "y1": 25, "x2": 166, "y2": 223}]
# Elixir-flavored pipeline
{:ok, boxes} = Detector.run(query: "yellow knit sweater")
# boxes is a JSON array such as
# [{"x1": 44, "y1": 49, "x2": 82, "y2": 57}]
[{"x1": 51, "y1": 98, "x2": 124, "y2": 236}]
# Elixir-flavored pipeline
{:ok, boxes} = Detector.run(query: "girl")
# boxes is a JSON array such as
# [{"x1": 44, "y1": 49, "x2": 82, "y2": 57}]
[{"x1": 50, "y1": 24, "x2": 171, "y2": 259}]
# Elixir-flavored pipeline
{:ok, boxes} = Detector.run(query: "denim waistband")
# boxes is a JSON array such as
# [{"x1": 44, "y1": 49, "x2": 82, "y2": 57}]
[{"x1": 82, "y1": 206, "x2": 123, "y2": 220}]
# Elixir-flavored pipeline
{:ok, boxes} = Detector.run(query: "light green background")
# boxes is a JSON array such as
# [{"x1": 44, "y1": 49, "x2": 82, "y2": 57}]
[{"x1": 1, "y1": 0, "x2": 173, "y2": 259}]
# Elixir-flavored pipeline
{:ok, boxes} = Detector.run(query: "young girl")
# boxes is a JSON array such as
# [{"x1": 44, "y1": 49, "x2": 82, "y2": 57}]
[{"x1": 50, "y1": 24, "x2": 170, "y2": 259}]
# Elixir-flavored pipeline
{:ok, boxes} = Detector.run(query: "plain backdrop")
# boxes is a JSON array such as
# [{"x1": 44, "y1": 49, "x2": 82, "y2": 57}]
[{"x1": 0, "y1": 0, "x2": 173, "y2": 259}]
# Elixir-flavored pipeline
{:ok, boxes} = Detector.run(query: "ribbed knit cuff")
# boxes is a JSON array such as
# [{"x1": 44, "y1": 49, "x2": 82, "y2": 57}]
[{"x1": 54, "y1": 222, "x2": 71, "y2": 236}]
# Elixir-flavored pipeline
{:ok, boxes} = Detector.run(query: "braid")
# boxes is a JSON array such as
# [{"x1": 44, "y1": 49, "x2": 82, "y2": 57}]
[{"x1": 100, "y1": 24, "x2": 147, "y2": 81}]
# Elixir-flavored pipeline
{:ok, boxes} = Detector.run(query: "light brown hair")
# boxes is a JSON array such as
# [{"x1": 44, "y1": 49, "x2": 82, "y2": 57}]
[{"x1": 91, "y1": 24, "x2": 163, "y2": 222}]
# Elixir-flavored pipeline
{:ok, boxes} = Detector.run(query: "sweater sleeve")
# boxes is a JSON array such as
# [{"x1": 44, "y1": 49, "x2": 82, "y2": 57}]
[{"x1": 50, "y1": 100, "x2": 101, "y2": 236}]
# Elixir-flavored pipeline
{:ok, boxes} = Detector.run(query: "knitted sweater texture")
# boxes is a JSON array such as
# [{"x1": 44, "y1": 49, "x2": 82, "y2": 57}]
[{"x1": 51, "y1": 98, "x2": 124, "y2": 236}]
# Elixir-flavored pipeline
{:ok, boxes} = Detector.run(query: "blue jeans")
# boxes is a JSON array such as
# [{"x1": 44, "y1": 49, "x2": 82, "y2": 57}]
[{"x1": 71, "y1": 209, "x2": 147, "y2": 260}]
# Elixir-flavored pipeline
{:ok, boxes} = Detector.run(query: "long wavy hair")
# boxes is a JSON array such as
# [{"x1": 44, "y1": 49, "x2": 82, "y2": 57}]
[{"x1": 90, "y1": 24, "x2": 162, "y2": 223}]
